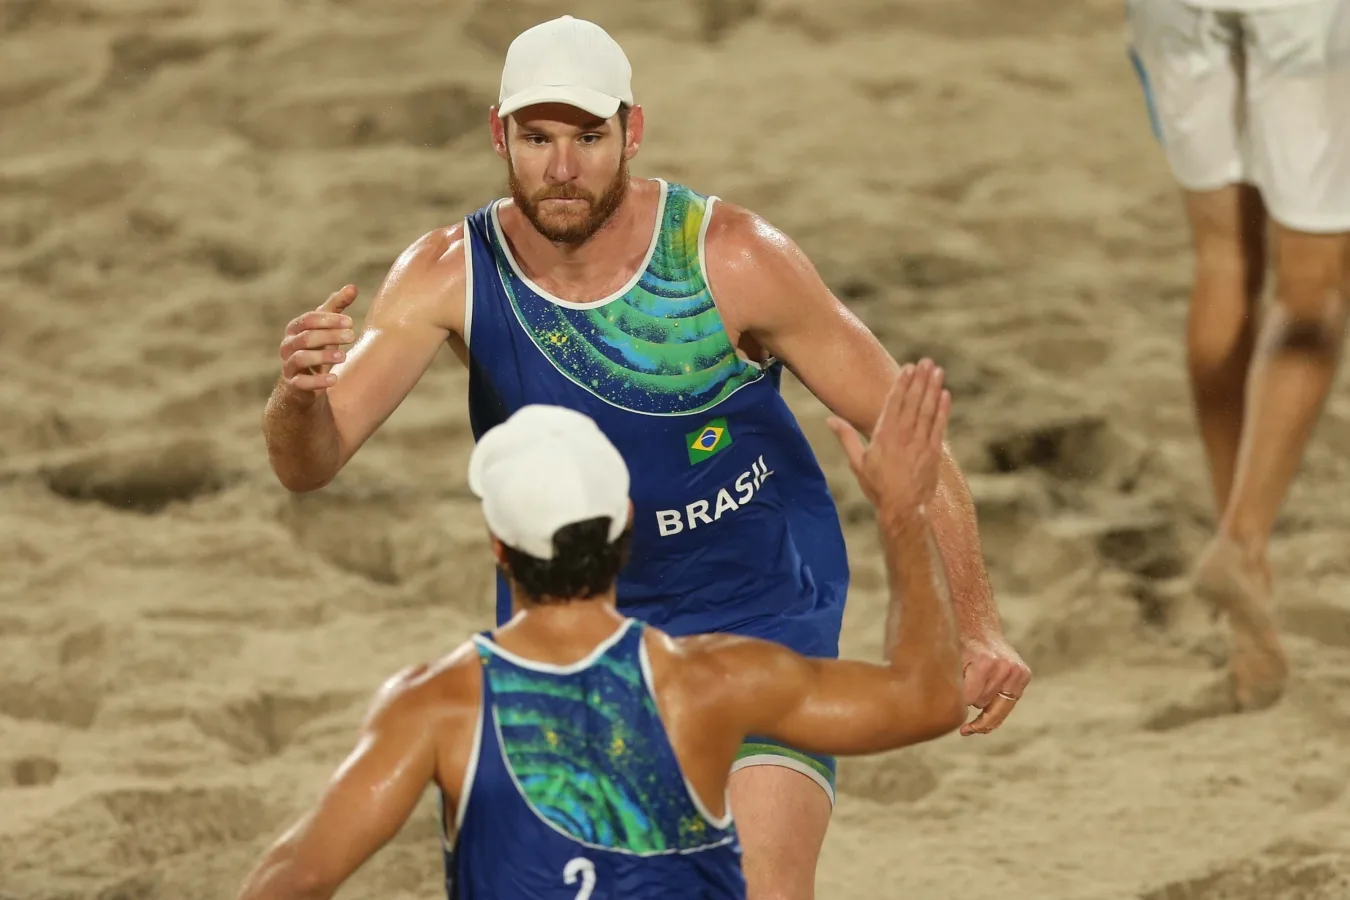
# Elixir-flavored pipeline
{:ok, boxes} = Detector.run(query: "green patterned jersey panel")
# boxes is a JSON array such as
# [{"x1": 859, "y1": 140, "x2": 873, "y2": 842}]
[
  {"x1": 488, "y1": 183, "x2": 764, "y2": 415},
  {"x1": 475, "y1": 623, "x2": 733, "y2": 853}
]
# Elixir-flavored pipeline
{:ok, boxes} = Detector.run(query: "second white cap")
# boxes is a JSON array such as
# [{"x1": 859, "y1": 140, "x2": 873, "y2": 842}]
[{"x1": 467, "y1": 404, "x2": 631, "y2": 561}]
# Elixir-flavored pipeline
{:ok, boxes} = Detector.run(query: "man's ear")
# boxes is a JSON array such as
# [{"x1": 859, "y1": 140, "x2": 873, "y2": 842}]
[
  {"x1": 490, "y1": 106, "x2": 509, "y2": 161},
  {"x1": 622, "y1": 105, "x2": 644, "y2": 161}
]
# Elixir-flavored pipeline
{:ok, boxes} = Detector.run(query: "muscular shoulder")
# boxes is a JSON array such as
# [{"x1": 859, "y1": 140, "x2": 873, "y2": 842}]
[
  {"x1": 397, "y1": 224, "x2": 468, "y2": 280},
  {"x1": 653, "y1": 629, "x2": 800, "y2": 701},
  {"x1": 368, "y1": 223, "x2": 469, "y2": 334},
  {"x1": 702, "y1": 201, "x2": 797, "y2": 266},
  {"x1": 361, "y1": 640, "x2": 481, "y2": 734},
  {"x1": 701, "y1": 200, "x2": 824, "y2": 334}
]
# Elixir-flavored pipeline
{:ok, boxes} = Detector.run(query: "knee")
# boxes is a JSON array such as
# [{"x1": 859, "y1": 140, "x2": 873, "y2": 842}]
[
  {"x1": 1272, "y1": 229, "x2": 1350, "y2": 321},
  {"x1": 1265, "y1": 288, "x2": 1347, "y2": 357}
]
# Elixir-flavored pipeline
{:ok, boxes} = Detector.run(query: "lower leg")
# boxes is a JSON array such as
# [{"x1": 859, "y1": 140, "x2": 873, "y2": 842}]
[
  {"x1": 1195, "y1": 226, "x2": 1348, "y2": 709},
  {"x1": 1182, "y1": 184, "x2": 1268, "y2": 513},
  {"x1": 1219, "y1": 231, "x2": 1349, "y2": 555}
]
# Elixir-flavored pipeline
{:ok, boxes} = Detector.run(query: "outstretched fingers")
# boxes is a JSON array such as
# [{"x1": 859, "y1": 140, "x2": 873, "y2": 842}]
[
  {"x1": 914, "y1": 362, "x2": 943, "y2": 438},
  {"x1": 931, "y1": 389, "x2": 952, "y2": 449}
]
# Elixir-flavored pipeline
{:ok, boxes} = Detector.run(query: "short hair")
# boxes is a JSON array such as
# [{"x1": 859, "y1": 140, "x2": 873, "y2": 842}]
[{"x1": 500, "y1": 516, "x2": 633, "y2": 604}]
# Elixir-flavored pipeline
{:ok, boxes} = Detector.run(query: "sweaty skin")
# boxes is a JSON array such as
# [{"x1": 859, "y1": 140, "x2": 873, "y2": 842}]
[
  {"x1": 260, "y1": 103, "x2": 1028, "y2": 900},
  {"x1": 261, "y1": 176, "x2": 1029, "y2": 726},
  {"x1": 239, "y1": 366, "x2": 967, "y2": 900}
]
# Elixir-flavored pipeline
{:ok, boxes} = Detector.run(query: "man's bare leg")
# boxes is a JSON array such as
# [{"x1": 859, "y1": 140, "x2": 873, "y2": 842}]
[
  {"x1": 1181, "y1": 184, "x2": 1269, "y2": 513},
  {"x1": 728, "y1": 766, "x2": 832, "y2": 900},
  {"x1": 1195, "y1": 224, "x2": 1350, "y2": 709}
]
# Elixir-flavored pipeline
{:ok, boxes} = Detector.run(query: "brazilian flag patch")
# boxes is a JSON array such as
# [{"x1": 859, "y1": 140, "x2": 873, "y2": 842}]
[{"x1": 686, "y1": 417, "x2": 732, "y2": 465}]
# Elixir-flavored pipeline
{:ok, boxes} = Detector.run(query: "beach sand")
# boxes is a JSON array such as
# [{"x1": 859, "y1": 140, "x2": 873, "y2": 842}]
[{"x1": 4, "y1": 1, "x2": 1350, "y2": 897}]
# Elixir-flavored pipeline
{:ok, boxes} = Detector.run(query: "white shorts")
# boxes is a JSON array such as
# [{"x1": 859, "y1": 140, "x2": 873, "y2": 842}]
[{"x1": 1127, "y1": 0, "x2": 1350, "y2": 233}]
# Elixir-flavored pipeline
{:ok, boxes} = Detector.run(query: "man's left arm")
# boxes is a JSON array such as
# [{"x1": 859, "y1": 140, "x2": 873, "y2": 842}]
[
  {"x1": 234, "y1": 666, "x2": 442, "y2": 900},
  {"x1": 703, "y1": 203, "x2": 1031, "y2": 734}
]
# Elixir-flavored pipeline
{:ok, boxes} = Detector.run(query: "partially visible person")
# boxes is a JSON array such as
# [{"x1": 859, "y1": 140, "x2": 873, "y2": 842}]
[
  {"x1": 1127, "y1": 0, "x2": 1350, "y2": 708},
  {"x1": 235, "y1": 365, "x2": 967, "y2": 900}
]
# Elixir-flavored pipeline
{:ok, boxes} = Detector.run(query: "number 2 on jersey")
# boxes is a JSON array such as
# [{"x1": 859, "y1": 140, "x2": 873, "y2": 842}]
[{"x1": 564, "y1": 857, "x2": 596, "y2": 900}]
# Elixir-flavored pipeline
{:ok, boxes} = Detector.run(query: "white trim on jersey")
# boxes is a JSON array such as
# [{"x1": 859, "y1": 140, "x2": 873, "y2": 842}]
[
  {"x1": 489, "y1": 180, "x2": 669, "y2": 311},
  {"x1": 454, "y1": 693, "x2": 485, "y2": 833},
  {"x1": 637, "y1": 632, "x2": 736, "y2": 832},
  {"x1": 471, "y1": 618, "x2": 634, "y2": 675},
  {"x1": 731, "y1": 752, "x2": 836, "y2": 806},
  {"x1": 698, "y1": 194, "x2": 770, "y2": 374},
  {"x1": 462, "y1": 217, "x2": 475, "y2": 351}
]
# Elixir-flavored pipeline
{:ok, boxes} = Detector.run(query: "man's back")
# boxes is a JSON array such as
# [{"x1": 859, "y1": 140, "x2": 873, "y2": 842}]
[
  {"x1": 236, "y1": 369, "x2": 970, "y2": 900},
  {"x1": 443, "y1": 617, "x2": 745, "y2": 900}
]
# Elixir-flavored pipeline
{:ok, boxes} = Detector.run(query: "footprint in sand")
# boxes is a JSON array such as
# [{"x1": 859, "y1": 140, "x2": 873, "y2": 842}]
[
  {"x1": 1141, "y1": 674, "x2": 1239, "y2": 733},
  {"x1": 98, "y1": 785, "x2": 272, "y2": 865},
  {"x1": 3, "y1": 0, "x2": 196, "y2": 33},
  {"x1": 1019, "y1": 331, "x2": 1115, "y2": 379},
  {"x1": 148, "y1": 365, "x2": 279, "y2": 430},
  {"x1": 58, "y1": 623, "x2": 108, "y2": 667},
  {"x1": 185, "y1": 232, "x2": 270, "y2": 282},
  {"x1": 1282, "y1": 600, "x2": 1350, "y2": 651},
  {"x1": 983, "y1": 412, "x2": 1124, "y2": 483},
  {"x1": 4, "y1": 755, "x2": 60, "y2": 788},
  {"x1": 191, "y1": 690, "x2": 365, "y2": 763},
  {"x1": 279, "y1": 487, "x2": 451, "y2": 586},
  {"x1": 99, "y1": 27, "x2": 266, "y2": 93},
  {"x1": 39, "y1": 437, "x2": 233, "y2": 514},
  {"x1": 879, "y1": 338, "x2": 999, "y2": 399},
  {"x1": 235, "y1": 80, "x2": 488, "y2": 150},
  {"x1": 0, "y1": 678, "x2": 103, "y2": 729},
  {"x1": 836, "y1": 749, "x2": 943, "y2": 804},
  {"x1": 1096, "y1": 515, "x2": 1189, "y2": 582},
  {"x1": 765, "y1": 0, "x2": 1108, "y2": 42},
  {"x1": 1139, "y1": 840, "x2": 1350, "y2": 900}
]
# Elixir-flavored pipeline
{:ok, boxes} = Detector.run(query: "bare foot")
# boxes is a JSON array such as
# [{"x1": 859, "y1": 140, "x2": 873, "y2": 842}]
[{"x1": 1192, "y1": 536, "x2": 1289, "y2": 711}]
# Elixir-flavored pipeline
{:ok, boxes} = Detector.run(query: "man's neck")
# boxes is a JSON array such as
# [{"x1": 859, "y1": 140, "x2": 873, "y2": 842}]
[
  {"x1": 494, "y1": 594, "x2": 627, "y2": 665},
  {"x1": 502, "y1": 177, "x2": 659, "y2": 301},
  {"x1": 506, "y1": 592, "x2": 621, "y2": 625}
]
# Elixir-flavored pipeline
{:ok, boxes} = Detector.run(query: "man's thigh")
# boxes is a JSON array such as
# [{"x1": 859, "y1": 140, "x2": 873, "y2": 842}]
[
  {"x1": 728, "y1": 758, "x2": 834, "y2": 900},
  {"x1": 1244, "y1": 0, "x2": 1350, "y2": 234},
  {"x1": 1128, "y1": 0, "x2": 1247, "y2": 192}
]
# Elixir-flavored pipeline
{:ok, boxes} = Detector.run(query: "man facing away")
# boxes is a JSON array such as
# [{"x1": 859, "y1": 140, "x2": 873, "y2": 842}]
[
  {"x1": 261, "y1": 15, "x2": 1030, "y2": 894},
  {"x1": 1127, "y1": 0, "x2": 1349, "y2": 709},
  {"x1": 237, "y1": 365, "x2": 967, "y2": 900}
]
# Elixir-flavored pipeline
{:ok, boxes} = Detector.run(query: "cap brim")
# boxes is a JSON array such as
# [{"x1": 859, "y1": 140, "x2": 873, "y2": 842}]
[
  {"x1": 497, "y1": 85, "x2": 622, "y2": 120},
  {"x1": 467, "y1": 425, "x2": 512, "y2": 498}
]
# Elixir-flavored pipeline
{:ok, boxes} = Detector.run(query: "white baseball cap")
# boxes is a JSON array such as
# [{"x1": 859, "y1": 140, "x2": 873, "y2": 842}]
[
  {"x1": 497, "y1": 15, "x2": 634, "y2": 121},
  {"x1": 467, "y1": 404, "x2": 632, "y2": 560}
]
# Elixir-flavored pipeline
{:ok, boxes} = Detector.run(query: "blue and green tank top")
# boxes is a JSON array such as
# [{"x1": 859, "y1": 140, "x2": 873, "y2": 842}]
[
  {"x1": 462, "y1": 179, "x2": 849, "y2": 659},
  {"x1": 441, "y1": 618, "x2": 745, "y2": 899}
]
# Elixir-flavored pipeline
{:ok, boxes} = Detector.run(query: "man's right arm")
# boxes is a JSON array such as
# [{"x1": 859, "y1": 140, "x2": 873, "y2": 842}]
[
  {"x1": 263, "y1": 226, "x2": 468, "y2": 492},
  {"x1": 694, "y1": 505, "x2": 966, "y2": 757}
]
